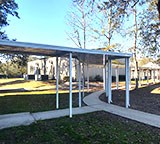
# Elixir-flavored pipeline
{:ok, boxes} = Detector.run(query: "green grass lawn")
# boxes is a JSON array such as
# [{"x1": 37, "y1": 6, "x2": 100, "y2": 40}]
[
  {"x1": 0, "y1": 93, "x2": 88, "y2": 115},
  {"x1": 0, "y1": 111, "x2": 160, "y2": 144}
]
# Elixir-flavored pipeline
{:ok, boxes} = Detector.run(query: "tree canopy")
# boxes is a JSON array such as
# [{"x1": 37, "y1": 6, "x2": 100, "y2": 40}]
[{"x1": 0, "y1": 0, "x2": 19, "y2": 39}]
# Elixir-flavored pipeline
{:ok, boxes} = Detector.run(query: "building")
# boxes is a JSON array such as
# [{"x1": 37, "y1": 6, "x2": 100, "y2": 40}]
[
  {"x1": 27, "y1": 57, "x2": 77, "y2": 81},
  {"x1": 27, "y1": 57, "x2": 126, "y2": 81}
]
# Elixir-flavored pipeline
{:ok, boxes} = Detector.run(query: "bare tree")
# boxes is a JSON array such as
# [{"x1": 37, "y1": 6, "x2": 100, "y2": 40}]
[
  {"x1": 133, "y1": 6, "x2": 139, "y2": 89},
  {"x1": 66, "y1": 0, "x2": 93, "y2": 49},
  {"x1": 89, "y1": 0, "x2": 128, "y2": 51}
]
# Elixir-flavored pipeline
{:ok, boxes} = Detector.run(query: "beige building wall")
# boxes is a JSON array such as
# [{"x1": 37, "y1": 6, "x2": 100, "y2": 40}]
[
  {"x1": 27, "y1": 57, "x2": 77, "y2": 80},
  {"x1": 28, "y1": 58, "x2": 126, "y2": 81},
  {"x1": 83, "y1": 65, "x2": 125, "y2": 80}
]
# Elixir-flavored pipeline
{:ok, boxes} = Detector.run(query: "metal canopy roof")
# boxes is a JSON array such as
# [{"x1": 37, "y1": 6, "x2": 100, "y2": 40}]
[{"x1": 0, "y1": 40, "x2": 132, "y2": 65}]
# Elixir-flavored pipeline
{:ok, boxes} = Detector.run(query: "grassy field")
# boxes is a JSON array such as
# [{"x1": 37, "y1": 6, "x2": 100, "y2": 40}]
[
  {"x1": 0, "y1": 111, "x2": 160, "y2": 144},
  {"x1": 0, "y1": 78, "x2": 159, "y2": 114},
  {"x1": 0, "y1": 78, "x2": 56, "y2": 89},
  {"x1": 0, "y1": 79, "x2": 160, "y2": 143},
  {"x1": 0, "y1": 92, "x2": 88, "y2": 115},
  {"x1": 0, "y1": 78, "x2": 92, "y2": 96}
]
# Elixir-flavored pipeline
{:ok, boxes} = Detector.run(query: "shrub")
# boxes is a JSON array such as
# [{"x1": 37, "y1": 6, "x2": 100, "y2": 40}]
[
  {"x1": 63, "y1": 76, "x2": 70, "y2": 82},
  {"x1": 94, "y1": 75, "x2": 103, "y2": 82},
  {"x1": 63, "y1": 76, "x2": 75, "y2": 82}
]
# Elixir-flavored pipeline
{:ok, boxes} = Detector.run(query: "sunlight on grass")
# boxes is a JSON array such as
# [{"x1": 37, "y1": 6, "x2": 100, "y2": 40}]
[
  {"x1": 0, "y1": 89, "x2": 90, "y2": 96},
  {"x1": 120, "y1": 79, "x2": 155, "y2": 85},
  {"x1": 0, "y1": 78, "x2": 56, "y2": 89},
  {"x1": 151, "y1": 88, "x2": 160, "y2": 94},
  {"x1": 1, "y1": 78, "x2": 159, "y2": 95}
]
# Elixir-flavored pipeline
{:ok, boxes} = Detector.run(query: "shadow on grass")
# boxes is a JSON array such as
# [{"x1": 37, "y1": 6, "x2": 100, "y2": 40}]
[
  {"x1": 0, "y1": 80, "x2": 26, "y2": 87},
  {"x1": 0, "y1": 92, "x2": 88, "y2": 115},
  {"x1": 100, "y1": 83, "x2": 160, "y2": 115}
]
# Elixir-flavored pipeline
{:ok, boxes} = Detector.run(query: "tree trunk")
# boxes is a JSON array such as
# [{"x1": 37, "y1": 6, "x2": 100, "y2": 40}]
[
  {"x1": 158, "y1": 0, "x2": 160, "y2": 19},
  {"x1": 133, "y1": 6, "x2": 139, "y2": 89},
  {"x1": 82, "y1": 2, "x2": 86, "y2": 49},
  {"x1": 108, "y1": 6, "x2": 112, "y2": 47}
]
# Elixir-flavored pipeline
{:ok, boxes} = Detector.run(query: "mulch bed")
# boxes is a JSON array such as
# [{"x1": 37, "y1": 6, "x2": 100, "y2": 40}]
[{"x1": 100, "y1": 83, "x2": 160, "y2": 115}]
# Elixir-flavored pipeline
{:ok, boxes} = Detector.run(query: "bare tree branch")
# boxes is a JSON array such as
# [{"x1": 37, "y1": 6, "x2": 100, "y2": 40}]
[
  {"x1": 131, "y1": 0, "x2": 139, "y2": 8},
  {"x1": 67, "y1": 33, "x2": 81, "y2": 48},
  {"x1": 158, "y1": 0, "x2": 160, "y2": 19}
]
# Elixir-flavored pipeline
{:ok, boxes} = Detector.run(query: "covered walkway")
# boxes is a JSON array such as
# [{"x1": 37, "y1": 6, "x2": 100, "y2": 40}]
[{"x1": 0, "y1": 40, "x2": 132, "y2": 118}]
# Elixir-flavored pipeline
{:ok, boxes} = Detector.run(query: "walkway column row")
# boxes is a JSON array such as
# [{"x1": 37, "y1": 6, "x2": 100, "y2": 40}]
[
  {"x1": 115, "y1": 67, "x2": 119, "y2": 90},
  {"x1": 56, "y1": 55, "x2": 130, "y2": 118},
  {"x1": 104, "y1": 57, "x2": 130, "y2": 108}
]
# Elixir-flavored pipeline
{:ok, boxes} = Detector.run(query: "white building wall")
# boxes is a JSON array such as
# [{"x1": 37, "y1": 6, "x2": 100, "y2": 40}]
[
  {"x1": 82, "y1": 65, "x2": 125, "y2": 80},
  {"x1": 28, "y1": 58, "x2": 126, "y2": 81},
  {"x1": 27, "y1": 57, "x2": 77, "y2": 80}
]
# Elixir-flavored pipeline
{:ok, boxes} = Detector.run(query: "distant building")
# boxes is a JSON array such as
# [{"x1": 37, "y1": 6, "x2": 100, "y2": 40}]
[
  {"x1": 27, "y1": 57, "x2": 77, "y2": 80},
  {"x1": 27, "y1": 57, "x2": 126, "y2": 81}
]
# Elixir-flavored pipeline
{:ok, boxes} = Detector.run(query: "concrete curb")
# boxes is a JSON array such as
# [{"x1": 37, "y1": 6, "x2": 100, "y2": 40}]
[
  {"x1": 32, "y1": 106, "x2": 99, "y2": 121},
  {"x1": 0, "y1": 106, "x2": 98, "y2": 130},
  {"x1": 0, "y1": 112, "x2": 35, "y2": 130}
]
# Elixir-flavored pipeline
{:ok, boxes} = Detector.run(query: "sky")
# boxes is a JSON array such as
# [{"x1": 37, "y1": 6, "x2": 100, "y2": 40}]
[
  {"x1": 4, "y1": 0, "x2": 74, "y2": 47},
  {"x1": 3, "y1": 0, "x2": 133, "y2": 51}
]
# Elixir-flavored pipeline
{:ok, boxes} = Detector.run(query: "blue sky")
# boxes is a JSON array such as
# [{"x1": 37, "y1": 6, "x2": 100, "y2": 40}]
[
  {"x1": 4, "y1": 0, "x2": 73, "y2": 47},
  {"x1": 3, "y1": 0, "x2": 133, "y2": 51}
]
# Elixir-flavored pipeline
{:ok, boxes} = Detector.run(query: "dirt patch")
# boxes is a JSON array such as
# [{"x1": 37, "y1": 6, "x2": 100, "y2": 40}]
[{"x1": 100, "y1": 83, "x2": 160, "y2": 115}]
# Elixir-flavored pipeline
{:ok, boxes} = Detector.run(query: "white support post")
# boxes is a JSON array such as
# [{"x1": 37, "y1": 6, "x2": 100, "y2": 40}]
[
  {"x1": 108, "y1": 58, "x2": 112, "y2": 103},
  {"x1": 129, "y1": 67, "x2": 131, "y2": 88},
  {"x1": 125, "y1": 58, "x2": 130, "y2": 108},
  {"x1": 105, "y1": 56, "x2": 108, "y2": 97},
  {"x1": 69, "y1": 53, "x2": 72, "y2": 118},
  {"x1": 82, "y1": 63, "x2": 85, "y2": 97},
  {"x1": 106, "y1": 61, "x2": 108, "y2": 97},
  {"x1": 78, "y1": 61, "x2": 81, "y2": 107},
  {"x1": 87, "y1": 64, "x2": 89, "y2": 93},
  {"x1": 142, "y1": 70, "x2": 144, "y2": 84},
  {"x1": 152, "y1": 70, "x2": 154, "y2": 83},
  {"x1": 139, "y1": 70, "x2": 141, "y2": 86},
  {"x1": 147, "y1": 69, "x2": 149, "y2": 85},
  {"x1": 115, "y1": 67, "x2": 119, "y2": 90},
  {"x1": 56, "y1": 57, "x2": 59, "y2": 109},
  {"x1": 103, "y1": 55, "x2": 105, "y2": 90},
  {"x1": 153, "y1": 70, "x2": 155, "y2": 83},
  {"x1": 159, "y1": 70, "x2": 160, "y2": 82}
]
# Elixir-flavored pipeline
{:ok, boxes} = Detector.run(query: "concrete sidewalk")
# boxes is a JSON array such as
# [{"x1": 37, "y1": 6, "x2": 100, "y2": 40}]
[
  {"x1": 83, "y1": 90, "x2": 160, "y2": 128},
  {"x1": 0, "y1": 106, "x2": 99, "y2": 130},
  {"x1": 1, "y1": 89, "x2": 160, "y2": 130}
]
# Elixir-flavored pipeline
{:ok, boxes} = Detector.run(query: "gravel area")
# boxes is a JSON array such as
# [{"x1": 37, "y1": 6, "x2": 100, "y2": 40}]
[{"x1": 100, "y1": 83, "x2": 160, "y2": 115}]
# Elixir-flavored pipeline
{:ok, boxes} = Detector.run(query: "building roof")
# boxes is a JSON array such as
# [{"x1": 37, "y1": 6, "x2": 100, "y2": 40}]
[
  {"x1": 141, "y1": 62, "x2": 160, "y2": 70},
  {"x1": 0, "y1": 40, "x2": 132, "y2": 65}
]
